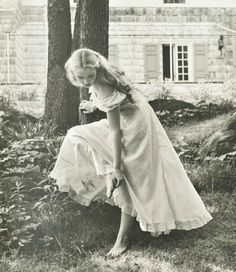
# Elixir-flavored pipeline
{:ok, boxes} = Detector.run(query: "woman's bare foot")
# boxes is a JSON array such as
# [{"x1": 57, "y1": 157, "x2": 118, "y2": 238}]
[{"x1": 106, "y1": 235, "x2": 131, "y2": 258}]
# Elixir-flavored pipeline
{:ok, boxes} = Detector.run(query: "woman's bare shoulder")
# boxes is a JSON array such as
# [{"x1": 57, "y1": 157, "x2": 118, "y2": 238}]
[{"x1": 96, "y1": 84, "x2": 115, "y2": 99}]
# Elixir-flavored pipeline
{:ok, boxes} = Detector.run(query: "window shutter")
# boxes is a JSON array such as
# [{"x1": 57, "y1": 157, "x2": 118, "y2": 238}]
[
  {"x1": 109, "y1": 44, "x2": 119, "y2": 66},
  {"x1": 144, "y1": 44, "x2": 160, "y2": 82},
  {"x1": 193, "y1": 44, "x2": 208, "y2": 81},
  {"x1": 233, "y1": 36, "x2": 236, "y2": 67}
]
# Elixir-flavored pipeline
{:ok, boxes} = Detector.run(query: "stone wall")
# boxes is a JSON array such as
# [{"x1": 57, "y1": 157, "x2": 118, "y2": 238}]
[
  {"x1": 0, "y1": 3, "x2": 46, "y2": 83},
  {"x1": 109, "y1": 7, "x2": 236, "y2": 82},
  {"x1": 0, "y1": 0, "x2": 22, "y2": 82},
  {"x1": 0, "y1": 3, "x2": 236, "y2": 83},
  {"x1": 109, "y1": 7, "x2": 236, "y2": 24}
]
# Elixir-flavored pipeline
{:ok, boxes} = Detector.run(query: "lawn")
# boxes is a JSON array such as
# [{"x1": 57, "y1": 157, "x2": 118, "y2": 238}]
[
  {"x1": 1, "y1": 113, "x2": 235, "y2": 272},
  {"x1": 0, "y1": 192, "x2": 235, "y2": 272}
]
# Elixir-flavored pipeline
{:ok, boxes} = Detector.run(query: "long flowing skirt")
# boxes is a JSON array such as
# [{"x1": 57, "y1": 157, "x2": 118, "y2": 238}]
[{"x1": 50, "y1": 90, "x2": 212, "y2": 235}]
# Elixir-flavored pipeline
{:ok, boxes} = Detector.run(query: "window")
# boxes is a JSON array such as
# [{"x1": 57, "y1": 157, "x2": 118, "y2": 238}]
[
  {"x1": 163, "y1": 0, "x2": 186, "y2": 3},
  {"x1": 176, "y1": 45, "x2": 189, "y2": 82}
]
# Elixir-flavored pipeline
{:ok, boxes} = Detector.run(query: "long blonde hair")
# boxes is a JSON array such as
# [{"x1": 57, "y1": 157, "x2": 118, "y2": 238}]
[{"x1": 64, "y1": 48, "x2": 134, "y2": 103}]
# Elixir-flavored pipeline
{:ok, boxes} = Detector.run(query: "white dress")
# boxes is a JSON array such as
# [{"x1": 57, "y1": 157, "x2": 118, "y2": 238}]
[{"x1": 50, "y1": 87, "x2": 212, "y2": 235}]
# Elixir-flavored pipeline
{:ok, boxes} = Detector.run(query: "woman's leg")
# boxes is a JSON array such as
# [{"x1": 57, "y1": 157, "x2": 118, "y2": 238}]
[{"x1": 106, "y1": 211, "x2": 135, "y2": 257}]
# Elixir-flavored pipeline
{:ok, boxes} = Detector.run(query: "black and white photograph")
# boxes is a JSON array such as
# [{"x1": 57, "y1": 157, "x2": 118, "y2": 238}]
[{"x1": 0, "y1": 0, "x2": 235, "y2": 271}]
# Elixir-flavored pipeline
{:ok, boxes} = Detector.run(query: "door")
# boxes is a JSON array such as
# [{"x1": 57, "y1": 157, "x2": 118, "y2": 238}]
[{"x1": 162, "y1": 44, "x2": 174, "y2": 80}]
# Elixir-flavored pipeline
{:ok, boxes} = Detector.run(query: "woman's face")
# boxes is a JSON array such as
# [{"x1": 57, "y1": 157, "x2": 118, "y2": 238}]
[{"x1": 75, "y1": 67, "x2": 97, "y2": 88}]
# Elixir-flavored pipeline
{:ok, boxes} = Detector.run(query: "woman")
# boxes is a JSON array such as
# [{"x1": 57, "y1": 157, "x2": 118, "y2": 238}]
[{"x1": 50, "y1": 48, "x2": 212, "y2": 257}]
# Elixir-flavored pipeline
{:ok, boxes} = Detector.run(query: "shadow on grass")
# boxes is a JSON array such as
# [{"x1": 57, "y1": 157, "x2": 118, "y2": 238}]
[
  {"x1": 128, "y1": 192, "x2": 236, "y2": 272},
  {"x1": 2, "y1": 192, "x2": 235, "y2": 272},
  {"x1": 63, "y1": 192, "x2": 235, "y2": 272}
]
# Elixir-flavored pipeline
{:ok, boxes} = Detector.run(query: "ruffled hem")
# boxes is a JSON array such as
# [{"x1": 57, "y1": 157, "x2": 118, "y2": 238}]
[
  {"x1": 50, "y1": 126, "x2": 213, "y2": 236},
  {"x1": 106, "y1": 195, "x2": 213, "y2": 235},
  {"x1": 55, "y1": 182, "x2": 213, "y2": 236}
]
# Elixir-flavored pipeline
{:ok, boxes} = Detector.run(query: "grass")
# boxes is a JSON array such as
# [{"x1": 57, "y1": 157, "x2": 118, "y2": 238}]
[
  {"x1": 0, "y1": 192, "x2": 235, "y2": 272},
  {"x1": 1, "y1": 106, "x2": 235, "y2": 272},
  {"x1": 165, "y1": 113, "x2": 232, "y2": 146}
]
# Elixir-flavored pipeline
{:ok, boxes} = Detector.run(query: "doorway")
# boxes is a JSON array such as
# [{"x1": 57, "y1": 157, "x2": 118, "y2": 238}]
[{"x1": 162, "y1": 44, "x2": 174, "y2": 80}]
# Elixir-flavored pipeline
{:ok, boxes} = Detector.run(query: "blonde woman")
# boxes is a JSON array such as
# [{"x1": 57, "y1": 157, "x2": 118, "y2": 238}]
[{"x1": 50, "y1": 48, "x2": 212, "y2": 257}]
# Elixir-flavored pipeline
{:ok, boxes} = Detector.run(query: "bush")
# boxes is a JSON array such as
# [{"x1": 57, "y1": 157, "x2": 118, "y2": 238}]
[
  {"x1": 150, "y1": 99, "x2": 235, "y2": 127},
  {"x1": 0, "y1": 84, "x2": 45, "y2": 102},
  {"x1": 2, "y1": 119, "x2": 59, "y2": 142},
  {"x1": 0, "y1": 91, "x2": 16, "y2": 113}
]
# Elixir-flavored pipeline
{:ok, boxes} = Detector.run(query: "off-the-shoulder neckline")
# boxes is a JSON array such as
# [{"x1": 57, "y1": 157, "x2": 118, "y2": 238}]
[{"x1": 89, "y1": 85, "x2": 119, "y2": 100}]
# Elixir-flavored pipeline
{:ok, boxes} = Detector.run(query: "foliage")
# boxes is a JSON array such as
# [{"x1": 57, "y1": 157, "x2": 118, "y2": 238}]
[
  {"x1": 0, "y1": 179, "x2": 41, "y2": 250},
  {"x1": 136, "y1": 79, "x2": 236, "y2": 111},
  {"x1": 190, "y1": 79, "x2": 236, "y2": 105},
  {"x1": 166, "y1": 113, "x2": 236, "y2": 193},
  {"x1": 155, "y1": 99, "x2": 235, "y2": 127},
  {"x1": 0, "y1": 136, "x2": 64, "y2": 253},
  {"x1": 0, "y1": 138, "x2": 62, "y2": 175},
  {"x1": 135, "y1": 78, "x2": 174, "y2": 101},
  {"x1": 0, "y1": 192, "x2": 235, "y2": 272},
  {"x1": 2, "y1": 118, "x2": 59, "y2": 142},
  {"x1": 0, "y1": 89, "x2": 16, "y2": 112},
  {"x1": 0, "y1": 84, "x2": 46, "y2": 103},
  {"x1": 185, "y1": 160, "x2": 236, "y2": 194},
  {"x1": 0, "y1": 82, "x2": 235, "y2": 265},
  {"x1": 166, "y1": 113, "x2": 232, "y2": 147}
]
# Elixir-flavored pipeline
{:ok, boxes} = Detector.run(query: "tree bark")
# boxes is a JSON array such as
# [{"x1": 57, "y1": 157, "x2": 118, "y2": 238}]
[
  {"x1": 44, "y1": 0, "x2": 80, "y2": 131},
  {"x1": 72, "y1": 0, "x2": 109, "y2": 124}
]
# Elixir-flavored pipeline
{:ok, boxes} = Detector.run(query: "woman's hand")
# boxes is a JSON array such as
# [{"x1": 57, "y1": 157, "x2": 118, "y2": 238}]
[
  {"x1": 79, "y1": 100, "x2": 96, "y2": 114},
  {"x1": 112, "y1": 168, "x2": 125, "y2": 188},
  {"x1": 106, "y1": 169, "x2": 125, "y2": 199}
]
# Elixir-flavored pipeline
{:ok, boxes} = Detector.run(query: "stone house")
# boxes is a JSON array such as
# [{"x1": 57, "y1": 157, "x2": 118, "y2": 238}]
[{"x1": 0, "y1": 0, "x2": 236, "y2": 85}]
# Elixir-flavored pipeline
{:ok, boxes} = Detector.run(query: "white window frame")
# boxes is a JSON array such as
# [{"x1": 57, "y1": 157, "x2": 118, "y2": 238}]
[
  {"x1": 174, "y1": 43, "x2": 193, "y2": 82},
  {"x1": 163, "y1": 0, "x2": 186, "y2": 4}
]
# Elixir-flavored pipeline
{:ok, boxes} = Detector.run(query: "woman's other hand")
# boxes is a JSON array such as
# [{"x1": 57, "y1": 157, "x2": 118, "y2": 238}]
[{"x1": 79, "y1": 100, "x2": 95, "y2": 114}]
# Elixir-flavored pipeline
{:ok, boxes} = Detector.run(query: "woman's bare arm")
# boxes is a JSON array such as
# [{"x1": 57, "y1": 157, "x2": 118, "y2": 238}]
[{"x1": 107, "y1": 107, "x2": 122, "y2": 170}]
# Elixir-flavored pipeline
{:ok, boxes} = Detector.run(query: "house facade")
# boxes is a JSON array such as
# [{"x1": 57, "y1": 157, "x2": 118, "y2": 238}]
[{"x1": 0, "y1": 0, "x2": 236, "y2": 84}]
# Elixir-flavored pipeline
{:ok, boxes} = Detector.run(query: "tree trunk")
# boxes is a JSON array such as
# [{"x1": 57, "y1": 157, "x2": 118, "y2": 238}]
[
  {"x1": 44, "y1": 0, "x2": 80, "y2": 131},
  {"x1": 72, "y1": 0, "x2": 109, "y2": 124},
  {"x1": 199, "y1": 112, "x2": 236, "y2": 158}
]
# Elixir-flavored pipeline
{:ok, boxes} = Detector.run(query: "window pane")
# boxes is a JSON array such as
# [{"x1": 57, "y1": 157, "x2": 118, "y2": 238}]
[
  {"x1": 184, "y1": 67, "x2": 188, "y2": 73},
  {"x1": 184, "y1": 75, "x2": 188, "y2": 80},
  {"x1": 163, "y1": 0, "x2": 186, "y2": 3},
  {"x1": 184, "y1": 60, "x2": 188, "y2": 66},
  {"x1": 178, "y1": 68, "x2": 183, "y2": 73},
  {"x1": 178, "y1": 53, "x2": 182, "y2": 59},
  {"x1": 178, "y1": 46, "x2": 182, "y2": 52},
  {"x1": 183, "y1": 53, "x2": 188, "y2": 59},
  {"x1": 183, "y1": 46, "x2": 188, "y2": 51},
  {"x1": 178, "y1": 75, "x2": 183, "y2": 80},
  {"x1": 178, "y1": 60, "x2": 182, "y2": 66}
]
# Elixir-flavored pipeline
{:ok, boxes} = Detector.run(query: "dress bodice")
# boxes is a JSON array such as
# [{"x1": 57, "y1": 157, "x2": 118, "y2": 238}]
[{"x1": 89, "y1": 86, "x2": 130, "y2": 113}]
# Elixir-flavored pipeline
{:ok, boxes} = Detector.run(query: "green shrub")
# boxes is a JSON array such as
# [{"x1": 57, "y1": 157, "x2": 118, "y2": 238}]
[
  {"x1": 155, "y1": 100, "x2": 235, "y2": 127},
  {"x1": 2, "y1": 119, "x2": 59, "y2": 142},
  {"x1": 0, "y1": 92, "x2": 16, "y2": 112}
]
